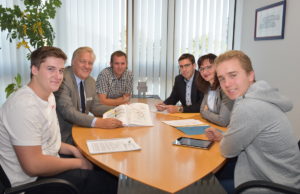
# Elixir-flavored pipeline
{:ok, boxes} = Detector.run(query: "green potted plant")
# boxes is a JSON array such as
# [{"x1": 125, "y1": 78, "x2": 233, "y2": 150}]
[{"x1": 0, "y1": 0, "x2": 62, "y2": 97}]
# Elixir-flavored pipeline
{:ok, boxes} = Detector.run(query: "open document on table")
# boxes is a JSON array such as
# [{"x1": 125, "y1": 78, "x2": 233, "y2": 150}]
[
  {"x1": 87, "y1": 137, "x2": 141, "y2": 154},
  {"x1": 103, "y1": 103, "x2": 153, "y2": 126}
]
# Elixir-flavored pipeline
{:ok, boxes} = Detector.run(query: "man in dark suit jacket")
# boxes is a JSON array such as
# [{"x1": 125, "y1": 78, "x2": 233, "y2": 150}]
[
  {"x1": 55, "y1": 47, "x2": 122, "y2": 145},
  {"x1": 156, "y1": 53, "x2": 204, "y2": 113}
]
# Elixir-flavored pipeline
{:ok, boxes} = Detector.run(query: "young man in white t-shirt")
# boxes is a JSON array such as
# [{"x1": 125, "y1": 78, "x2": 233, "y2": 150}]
[{"x1": 0, "y1": 46, "x2": 117, "y2": 193}]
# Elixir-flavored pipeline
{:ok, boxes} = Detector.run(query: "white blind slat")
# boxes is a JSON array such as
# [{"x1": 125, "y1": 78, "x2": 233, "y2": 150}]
[{"x1": 0, "y1": 0, "x2": 234, "y2": 104}]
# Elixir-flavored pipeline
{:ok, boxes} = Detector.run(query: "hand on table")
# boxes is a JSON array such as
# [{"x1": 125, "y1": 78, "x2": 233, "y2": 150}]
[
  {"x1": 122, "y1": 94, "x2": 131, "y2": 104},
  {"x1": 205, "y1": 127, "x2": 223, "y2": 142},
  {"x1": 155, "y1": 102, "x2": 167, "y2": 111},
  {"x1": 95, "y1": 118, "x2": 123, "y2": 128},
  {"x1": 165, "y1": 105, "x2": 180, "y2": 113}
]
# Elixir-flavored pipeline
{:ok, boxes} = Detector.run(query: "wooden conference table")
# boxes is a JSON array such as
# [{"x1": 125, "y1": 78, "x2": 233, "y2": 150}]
[{"x1": 72, "y1": 98, "x2": 226, "y2": 193}]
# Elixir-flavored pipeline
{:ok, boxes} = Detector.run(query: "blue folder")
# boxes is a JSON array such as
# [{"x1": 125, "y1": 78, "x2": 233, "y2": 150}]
[
  {"x1": 176, "y1": 125, "x2": 211, "y2": 135},
  {"x1": 176, "y1": 125, "x2": 224, "y2": 135}
]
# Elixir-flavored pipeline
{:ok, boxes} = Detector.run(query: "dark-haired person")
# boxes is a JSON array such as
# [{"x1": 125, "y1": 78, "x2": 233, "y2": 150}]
[
  {"x1": 197, "y1": 53, "x2": 233, "y2": 127},
  {"x1": 0, "y1": 46, "x2": 117, "y2": 194},
  {"x1": 55, "y1": 47, "x2": 122, "y2": 145},
  {"x1": 205, "y1": 50, "x2": 300, "y2": 193},
  {"x1": 96, "y1": 50, "x2": 133, "y2": 106},
  {"x1": 155, "y1": 53, "x2": 204, "y2": 113}
]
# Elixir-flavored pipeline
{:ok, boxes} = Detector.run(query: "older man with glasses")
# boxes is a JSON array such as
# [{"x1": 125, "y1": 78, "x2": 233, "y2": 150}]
[{"x1": 156, "y1": 53, "x2": 204, "y2": 113}]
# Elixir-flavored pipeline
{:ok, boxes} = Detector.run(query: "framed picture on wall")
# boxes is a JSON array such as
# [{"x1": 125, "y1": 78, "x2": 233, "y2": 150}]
[{"x1": 254, "y1": 0, "x2": 286, "y2": 40}]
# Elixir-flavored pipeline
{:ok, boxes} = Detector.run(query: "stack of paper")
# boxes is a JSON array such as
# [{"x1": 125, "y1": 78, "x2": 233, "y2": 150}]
[
  {"x1": 87, "y1": 137, "x2": 141, "y2": 154},
  {"x1": 162, "y1": 119, "x2": 205, "y2": 127}
]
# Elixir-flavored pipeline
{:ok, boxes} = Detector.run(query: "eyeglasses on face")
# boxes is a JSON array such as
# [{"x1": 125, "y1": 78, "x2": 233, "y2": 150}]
[
  {"x1": 199, "y1": 65, "x2": 213, "y2": 72},
  {"x1": 179, "y1": 63, "x2": 192, "y2": 69}
]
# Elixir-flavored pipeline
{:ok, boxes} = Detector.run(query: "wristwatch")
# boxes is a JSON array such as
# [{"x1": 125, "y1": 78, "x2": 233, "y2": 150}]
[{"x1": 178, "y1": 106, "x2": 183, "y2": 113}]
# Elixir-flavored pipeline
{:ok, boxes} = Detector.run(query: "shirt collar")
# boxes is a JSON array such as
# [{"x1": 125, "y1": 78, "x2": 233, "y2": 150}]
[
  {"x1": 110, "y1": 67, "x2": 127, "y2": 80},
  {"x1": 74, "y1": 74, "x2": 84, "y2": 85},
  {"x1": 184, "y1": 72, "x2": 195, "y2": 83}
]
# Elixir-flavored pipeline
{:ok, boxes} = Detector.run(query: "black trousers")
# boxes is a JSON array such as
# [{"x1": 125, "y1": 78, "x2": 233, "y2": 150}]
[
  {"x1": 26, "y1": 168, "x2": 118, "y2": 194},
  {"x1": 215, "y1": 157, "x2": 237, "y2": 194}
]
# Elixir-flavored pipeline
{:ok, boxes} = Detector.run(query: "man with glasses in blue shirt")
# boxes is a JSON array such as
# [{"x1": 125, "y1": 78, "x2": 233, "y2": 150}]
[{"x1": 156, "y1": 53, "x2": 204, "y2": 113}]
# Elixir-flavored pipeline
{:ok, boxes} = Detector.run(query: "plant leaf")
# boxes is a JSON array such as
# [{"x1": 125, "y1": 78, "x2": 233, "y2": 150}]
[
  {"x1": 15, "y1": 73, "x2": 22, "y2": 87},
  {"x1": 5, "y1": 83, "x2": 16, "y2": 98}
]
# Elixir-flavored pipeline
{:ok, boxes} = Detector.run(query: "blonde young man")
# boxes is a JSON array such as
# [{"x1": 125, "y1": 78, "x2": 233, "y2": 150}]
[
  {"x1": 96, "y1": 50, "x2": 133, "y2": 106},
  {"x1": 55, "y1": 47, "x2": 122, "y2": 145},
  {"x1": 156, "y1": 53, "x2": 204, "y2": 113},
  {"x1": 205, "y1": 50, "x2": 300, "y2": 193},
  {"x1": 0, "y1": 47, "x2": 117, "y2": 193}
]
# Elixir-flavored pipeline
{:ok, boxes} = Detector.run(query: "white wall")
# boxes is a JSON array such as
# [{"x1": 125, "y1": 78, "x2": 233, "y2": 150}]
[{"x1": 236, "y1": 0, "x2": 300, "y2": 138}]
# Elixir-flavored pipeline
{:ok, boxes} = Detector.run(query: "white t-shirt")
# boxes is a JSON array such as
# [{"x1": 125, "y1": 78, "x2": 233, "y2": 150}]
[{"x1": 0, "y1": 85, "x2": 61, "y2": 186}]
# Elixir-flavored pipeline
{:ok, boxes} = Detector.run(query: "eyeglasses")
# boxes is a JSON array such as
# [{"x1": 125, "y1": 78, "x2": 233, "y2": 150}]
[
  {"x1": 199, "y1": 65, "x2": 213, "y2": 72},
  {"x1": 179, "y1": 64, "x2": 192, "y2": 69}
]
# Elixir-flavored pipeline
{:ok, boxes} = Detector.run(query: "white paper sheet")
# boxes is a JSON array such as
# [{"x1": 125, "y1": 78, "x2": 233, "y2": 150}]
[
  {"x1": 87, "y1": 137, "x2": 141, "y2": 154},
  {"x1": 162, "y1": 119, "x2": 204, "y2": 127}
]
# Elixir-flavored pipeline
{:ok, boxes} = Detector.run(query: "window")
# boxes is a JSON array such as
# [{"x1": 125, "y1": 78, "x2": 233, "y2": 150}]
[
  {"x1": 54, "y1": 0, "x2": 127, "y2": 76},
  {"x1": 130, "y1": 0, "x2": 168, "y2": 99},
  {"x1": 0, "y1": 0, "x2": 235, "y2": 104},
  {"x1": 131, "y1": 0, "x2": 235, "y2": 98}
]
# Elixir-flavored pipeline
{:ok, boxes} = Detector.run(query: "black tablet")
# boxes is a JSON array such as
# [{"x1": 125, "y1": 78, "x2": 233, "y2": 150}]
[{"x1": 173, "y1": 137, "x2": 213, "y2": 149}]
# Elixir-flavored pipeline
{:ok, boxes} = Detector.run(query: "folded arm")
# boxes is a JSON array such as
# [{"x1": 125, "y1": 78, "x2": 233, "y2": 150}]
[
  {"x1": 201, "y1": 90, "x2": 233, "y2": 127},
  {"x1": 98, "y1": 93, "x2": 131, "y2": 106}
]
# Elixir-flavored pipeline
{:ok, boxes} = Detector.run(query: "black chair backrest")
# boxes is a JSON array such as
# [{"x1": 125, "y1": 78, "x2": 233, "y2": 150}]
[
  {"x1": 0, "y1": 164, "x2": 11, "y2": 193},
  {"x1": 234, "y1": 180, "x2": 300, "y2": 194}
]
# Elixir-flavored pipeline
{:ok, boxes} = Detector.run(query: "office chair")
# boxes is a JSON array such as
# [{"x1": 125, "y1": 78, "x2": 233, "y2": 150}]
[
  {"x1": 234, "y1": 140, "x2": 300, "y2": 194},
  {"x1": 234, "y1": 180, "x2": 300, "y2": 194},
  {"x1": 0, "y1": 164, "x2": 79, "y2": 194}
]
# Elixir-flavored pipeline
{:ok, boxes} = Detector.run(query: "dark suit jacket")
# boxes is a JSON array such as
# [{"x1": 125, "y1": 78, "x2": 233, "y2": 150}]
[
  {"x1": 164, "y1": 70, "x2": 203, "y2": 113},
  {"x1": 54, "y1": 66, "x2": 114, "y2": 144}
]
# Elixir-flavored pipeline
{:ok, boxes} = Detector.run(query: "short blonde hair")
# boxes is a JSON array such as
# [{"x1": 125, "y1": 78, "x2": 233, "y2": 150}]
[
  {"x1": 71, "y1": 47, "x2": 96, "y2": 63},
  {"x1": 215, "y1": 50, "x2": 253, "y2": 74}
]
